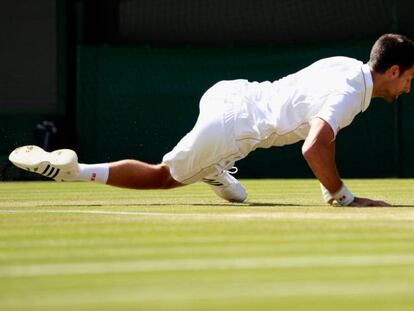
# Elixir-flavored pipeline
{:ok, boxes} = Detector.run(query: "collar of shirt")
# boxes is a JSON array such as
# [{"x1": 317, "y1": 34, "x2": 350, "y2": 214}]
[{"x1": 361, "y1": 64, "x2": 373, "y2": 112}]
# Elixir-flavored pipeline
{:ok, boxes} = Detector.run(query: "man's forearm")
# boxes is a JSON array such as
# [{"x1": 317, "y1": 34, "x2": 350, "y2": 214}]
[
  {"x1": 302, "y1": 122, "x2": 342, "y2": 194},
  {"x1": 303, "y1": 140, "x2": 342, "y2": 194}
]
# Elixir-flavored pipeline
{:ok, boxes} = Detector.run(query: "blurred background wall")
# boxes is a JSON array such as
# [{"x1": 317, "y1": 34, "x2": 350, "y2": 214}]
[{"x1": 1, "y1": 0, "x2": 414, "y2": 180}]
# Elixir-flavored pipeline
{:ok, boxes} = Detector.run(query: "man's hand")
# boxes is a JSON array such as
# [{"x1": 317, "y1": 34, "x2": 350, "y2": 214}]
[{"x1": 330, "y1": 197, "x2": 392, "y2": 207}]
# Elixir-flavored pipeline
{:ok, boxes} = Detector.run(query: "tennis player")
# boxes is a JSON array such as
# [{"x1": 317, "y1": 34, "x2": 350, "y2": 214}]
[{"x1": 9, "y1": 34, "x2": 414, "y2": 207}]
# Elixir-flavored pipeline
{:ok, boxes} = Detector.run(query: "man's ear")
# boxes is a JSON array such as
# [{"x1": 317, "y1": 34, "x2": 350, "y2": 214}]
[{"x1": 386, "y1": 65, "x2": 400, "y2": 79}]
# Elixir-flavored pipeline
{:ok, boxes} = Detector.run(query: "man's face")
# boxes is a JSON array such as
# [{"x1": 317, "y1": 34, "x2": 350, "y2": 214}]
[{"x1": 382, "y1": 65, "x2": 414, "y2": 103}]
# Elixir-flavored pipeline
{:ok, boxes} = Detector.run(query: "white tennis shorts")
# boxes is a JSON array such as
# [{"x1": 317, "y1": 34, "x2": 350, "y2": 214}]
[{"x1": 163, "y1": 80, "x2": 254, "y2": 184}]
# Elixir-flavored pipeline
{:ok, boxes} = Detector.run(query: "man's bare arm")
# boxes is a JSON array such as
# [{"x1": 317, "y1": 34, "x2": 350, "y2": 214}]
[
  {"x1": 302, "y1": 118, "x2": 391, "y2": 207},
  {"x1": 302, "y1": 118, "x2": 341, "y2": 194}
]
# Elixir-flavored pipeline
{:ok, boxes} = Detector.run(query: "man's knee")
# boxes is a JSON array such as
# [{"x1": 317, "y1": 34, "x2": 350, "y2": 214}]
[{"x1": 156, "y1": 163, "x2": 182, "y2": 189}]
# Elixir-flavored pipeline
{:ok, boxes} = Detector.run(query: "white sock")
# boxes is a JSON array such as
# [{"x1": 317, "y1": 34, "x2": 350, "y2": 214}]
[{"x1": 77, "y1": 163, "x2": 109, "y2": 184}]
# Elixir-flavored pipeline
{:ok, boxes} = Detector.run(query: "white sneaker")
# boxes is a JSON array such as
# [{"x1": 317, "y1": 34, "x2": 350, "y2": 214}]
[
  {"x1": 9, "y1": 145, "x2": 79, "y2": 182},
  {"x1": 202, "y1": 168, "x2": 247, "y2": 203}
]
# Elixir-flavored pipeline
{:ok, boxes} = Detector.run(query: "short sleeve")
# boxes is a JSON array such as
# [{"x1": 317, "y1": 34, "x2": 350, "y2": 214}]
[{"x1": 315, "y1": 93, "x2": 361, "y2": 137}]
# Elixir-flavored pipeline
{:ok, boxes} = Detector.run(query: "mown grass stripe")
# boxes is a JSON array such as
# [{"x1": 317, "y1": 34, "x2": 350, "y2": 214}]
[{"x1": 2, "y1": 254, "x2": 414, "y2": 277}]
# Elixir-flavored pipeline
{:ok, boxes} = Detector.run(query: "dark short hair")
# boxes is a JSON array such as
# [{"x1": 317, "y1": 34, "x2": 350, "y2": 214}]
[{"x1": 368, "y1": 34, "x2": 414, "y2": 74}]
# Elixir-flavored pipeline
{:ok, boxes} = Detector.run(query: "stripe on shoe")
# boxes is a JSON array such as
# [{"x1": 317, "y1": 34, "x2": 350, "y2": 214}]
[
  {"x1": 45, "y1": 167, "x2": 56, "y2": 177},
  {"x1": 50, "y1": 168, "x2": 60, "y2": 179},
  {"x1": 202, "y1": 178, "x2": 224, "y2": 186},
  {"x1": 41, "y1": 164, "x2": 51, "y2": 175},
  {"x1": 41, "y1": 165, "x2": 59, "y2": 178}
]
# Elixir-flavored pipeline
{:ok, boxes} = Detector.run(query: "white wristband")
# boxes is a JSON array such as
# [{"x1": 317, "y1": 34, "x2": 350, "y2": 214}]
[
  {"x1": 320, "y1": 183, "x2": 333, "y2": 203},
  {"x1": 332, "y1": 184, "x2": 354, "y2": 206}
]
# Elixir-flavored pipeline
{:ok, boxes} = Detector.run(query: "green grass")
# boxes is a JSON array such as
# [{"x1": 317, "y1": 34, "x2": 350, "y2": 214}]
[{"x1": 1, "y1": 179, "x2": 414, "y2": 311}]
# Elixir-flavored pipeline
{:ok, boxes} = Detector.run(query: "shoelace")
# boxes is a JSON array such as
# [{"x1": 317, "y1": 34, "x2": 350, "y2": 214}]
[
  {"x1": 225, "y1": 167, "x2": 238, "y2": 175},
  {"x1": 202, "y1": 167, "x2": 239, "y2": 186}
]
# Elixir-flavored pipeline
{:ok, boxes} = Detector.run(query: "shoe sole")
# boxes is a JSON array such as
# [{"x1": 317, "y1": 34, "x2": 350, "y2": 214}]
[{"x1": 9, "y1": 145, "x2": 78, "y2": 179}]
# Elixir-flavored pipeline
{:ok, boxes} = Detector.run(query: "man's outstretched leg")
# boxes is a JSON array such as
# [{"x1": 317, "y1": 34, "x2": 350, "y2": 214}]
[
  {"x1": 9, "y1": 145, "x2": 246, "y2": 202},
  {"x1": 9, "y1": 145, "x2": 182, "y2": 190},
  {"x1": 107, "y1": 160, "x2": 182, "y2": 189}
]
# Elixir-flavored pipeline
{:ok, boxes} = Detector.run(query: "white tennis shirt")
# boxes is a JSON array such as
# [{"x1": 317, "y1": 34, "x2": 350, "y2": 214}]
[
  {"x1": 233, "y1": 56, "x2": 373, "y2": 151},
  {"x1": 163, "y1": 56, "x2": 373, "y2": 183}
]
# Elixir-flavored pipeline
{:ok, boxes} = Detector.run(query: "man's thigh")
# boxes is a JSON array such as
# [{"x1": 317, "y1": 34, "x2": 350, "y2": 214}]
[{"x1": 163, "y1": 105, "x2": 241, "y2": 184}]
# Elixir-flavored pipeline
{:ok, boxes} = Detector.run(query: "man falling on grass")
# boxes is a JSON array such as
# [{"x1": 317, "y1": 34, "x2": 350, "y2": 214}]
[{"x1": 9, "y1": 34, "x2": 414, "y2": 207}]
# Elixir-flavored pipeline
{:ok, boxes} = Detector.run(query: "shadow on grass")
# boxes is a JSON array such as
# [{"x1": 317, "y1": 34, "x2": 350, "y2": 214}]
[
  {"x1": 247, "y1": 202, "x2": 306, "y2": 207},
  {"x1": 20, "y1": 202, "x2": 414, "y2": 208},
  {"x1": 25, "y1": 202, "x2": 313, "y2": 208}
]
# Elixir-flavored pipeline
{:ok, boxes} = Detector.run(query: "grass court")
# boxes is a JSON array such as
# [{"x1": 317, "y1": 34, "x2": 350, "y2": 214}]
[{"x1": 1, "y1": 179, "x2": 414, "y2": 310}]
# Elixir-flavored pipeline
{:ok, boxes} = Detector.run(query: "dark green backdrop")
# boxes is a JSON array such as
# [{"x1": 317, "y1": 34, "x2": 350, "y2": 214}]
[{"x1": 2, "y1": 0, "x2": 414, "y2": 180}]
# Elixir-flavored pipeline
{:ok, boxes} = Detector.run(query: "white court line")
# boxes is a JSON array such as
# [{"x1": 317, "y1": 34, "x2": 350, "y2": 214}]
[
  {"x1": 2, "y1": 209, "x2": 414, "y2": 221},
  {"x1": 0, "y1": 209, "x2": 185, "y2": 217},
  {"x1": 1, "y1": 255, "x2": 414, "y2": 277}
]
